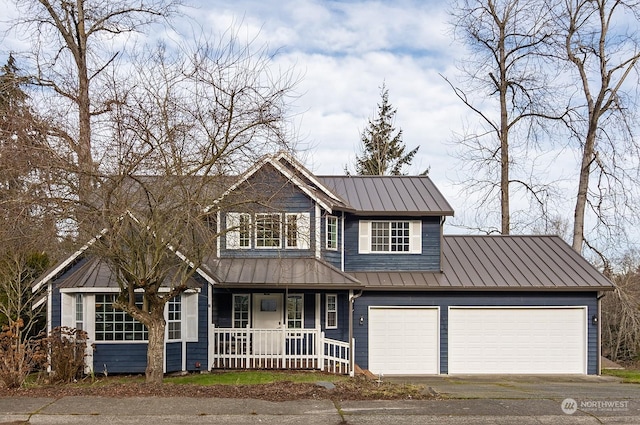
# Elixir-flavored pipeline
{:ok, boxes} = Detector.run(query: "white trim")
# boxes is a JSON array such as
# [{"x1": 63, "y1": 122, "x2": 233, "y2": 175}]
[
  {"x1": 325, "y1": 294, "x2": 338, "y2": 329},
  {"x1": 204, "y1": 152, "x2": 342, "y2": 214},
  {"x1": 286, "y1": 293, "x2": 304, "y2": 329},
  {"x1": 232, "y1": 294, "x2": 251, "y2": 328},
  {"x1": 359, "y1": 220, "x2": 422, "y2": 254},
  {"x1": 326, "y1": 215, "x2": 339, "y2": 251},
  {"x1": 59, "y1": 287, "x2": 201, "y2": 294}
]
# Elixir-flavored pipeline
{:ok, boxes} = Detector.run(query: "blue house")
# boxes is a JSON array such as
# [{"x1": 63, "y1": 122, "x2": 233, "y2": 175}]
[{"x1": 33, "y1": 152, "x2": 614, "y2": 376}]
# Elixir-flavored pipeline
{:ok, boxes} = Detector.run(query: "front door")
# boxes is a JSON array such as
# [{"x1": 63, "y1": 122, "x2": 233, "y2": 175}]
[{"x1": 253, "y1": 293, "x2": 283, "y2": 354}]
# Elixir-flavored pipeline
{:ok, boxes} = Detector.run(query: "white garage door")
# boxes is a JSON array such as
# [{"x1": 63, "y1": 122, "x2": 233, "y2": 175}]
[
  {"x1": 368, "y1": 307, "x2": 439, "y2": 375},
  {"x1": 448, "y1": 307, "x2": 587, "y2": 374}
]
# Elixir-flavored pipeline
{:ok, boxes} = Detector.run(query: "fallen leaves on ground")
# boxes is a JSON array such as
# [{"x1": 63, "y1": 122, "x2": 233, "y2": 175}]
[{"x1": 2, "y1": 375, "x2": 433, "y2": 401}]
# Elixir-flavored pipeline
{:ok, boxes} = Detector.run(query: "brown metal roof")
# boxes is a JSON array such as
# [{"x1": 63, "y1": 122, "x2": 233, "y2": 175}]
[
  {"x1": 204, "y1": 257, "x2": 363, "y2": 289},
  {"x1": 58, "y1": 257, "x2": 202, "y2": 290},
  {"x1": 352, "y1": 235, "x2": 614, "y2": 291},
  {"x1": 318, "y1": 175, "x2": 454, "y2": 216}
]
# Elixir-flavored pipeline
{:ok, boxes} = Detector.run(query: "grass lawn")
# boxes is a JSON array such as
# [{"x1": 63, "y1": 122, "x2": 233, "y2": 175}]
[
  {"x1": 165, "y1": 370, "x2": 349, "y2": 386},
  {"x1": 602, "y1": 369, "x2": 640, "y2": 384}
]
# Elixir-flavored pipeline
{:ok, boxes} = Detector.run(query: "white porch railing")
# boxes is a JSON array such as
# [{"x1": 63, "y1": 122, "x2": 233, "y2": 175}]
[{"x1": 210, "y1": 327, "x2": 352, "y2": 375}]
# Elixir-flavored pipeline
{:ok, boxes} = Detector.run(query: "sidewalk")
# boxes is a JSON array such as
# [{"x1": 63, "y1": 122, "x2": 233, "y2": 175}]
[{"x1": 2, "y1": 375, "x2": 640, "y2": 424}]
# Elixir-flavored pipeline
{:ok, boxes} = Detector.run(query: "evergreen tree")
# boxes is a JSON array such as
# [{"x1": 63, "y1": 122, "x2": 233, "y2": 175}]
[{"x1": 355, "y1": 83, "x2": 419, "y2": 175}]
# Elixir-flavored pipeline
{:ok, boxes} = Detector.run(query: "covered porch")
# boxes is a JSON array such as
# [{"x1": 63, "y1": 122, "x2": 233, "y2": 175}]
[{"x1": 205, "y1": 257, "x2": 363, "y2": 376}]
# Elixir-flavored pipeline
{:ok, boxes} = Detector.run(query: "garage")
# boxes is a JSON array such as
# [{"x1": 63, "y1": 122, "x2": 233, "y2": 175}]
[
  {"x1": 368, "y1": 307, "x2": 439, "y2": 375},
  {"x1": 448, "y1": 307, "x2": 587, "y2": 374}
]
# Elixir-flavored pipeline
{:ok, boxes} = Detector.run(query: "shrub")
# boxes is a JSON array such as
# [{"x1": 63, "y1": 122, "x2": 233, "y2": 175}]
[
  {"x1": 47, "y1": 326, "x2": 88, "y2": 383},
  {"x1": 0, "y1": 319, "x2": 47, "y2": 388}
]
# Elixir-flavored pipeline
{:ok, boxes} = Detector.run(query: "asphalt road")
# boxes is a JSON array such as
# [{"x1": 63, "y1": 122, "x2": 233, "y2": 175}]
[{"x1": 1, "y1": 375, "x2": 638, "y2": 424}]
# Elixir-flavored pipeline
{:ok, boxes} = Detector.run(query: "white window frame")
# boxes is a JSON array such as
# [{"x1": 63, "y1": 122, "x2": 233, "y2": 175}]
[
  {"x1": 167, "y1": 295, "x2": 182, "y2": 341},
  {"x1": 75, "y1": 294, "x2": 84, "y2": 330},
  {"x1": 95, "y1": 294, "x2": 148, "y2": 342},
  {"x1": 255, "y1": 213, "x2": 282, "y2": 248},
  {"x1": 232, "y1": 294, "x2": 250, "y2": 328},
  {"x1": 358, "y1": 220, "x2": 422, "y2": 254},
  {"x1": 287, "y1": 294, "x2": 304, "y2": 329},
  {"x1": 326, "y1": 216, "x2": 338, "y2": 250},
  {"x1": 285, "y1": 212, "x2": 310, "y2": 249},
  {"x1": 226, "y1": 212, "x2": 251, "y2": 249},
  {"x1": 326, "y1": 294, "x2": 337, "y2": 329}
]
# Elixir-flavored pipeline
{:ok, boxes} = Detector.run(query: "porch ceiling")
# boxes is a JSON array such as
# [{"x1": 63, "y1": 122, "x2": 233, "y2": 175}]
[{"x1": 204, "y1": 257, "x2": 363, "y2": 289}]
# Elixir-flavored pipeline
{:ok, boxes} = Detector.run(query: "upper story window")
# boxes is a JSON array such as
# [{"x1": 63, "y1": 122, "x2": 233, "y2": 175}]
[
  {"x1": 226, "y1": 212, "x2": 310, "y2": 250},
  {"x1": 359, "y1": 220, "x2": 422, "y2": 254},
  {"x1": 326, "y1": 216, "x2": 338, "y2": 250},
  {"x1": 256, "y1": 213, "x2": 281, "y2": 248}
]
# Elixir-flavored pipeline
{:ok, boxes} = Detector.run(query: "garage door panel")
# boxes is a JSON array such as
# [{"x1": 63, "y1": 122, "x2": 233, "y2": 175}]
[
  {"x1": 448, "y1": 307, "x2": 587, "y2": 374},
  {"x1": 369, "y1": 307, "x2": 439, "y2": 375}
]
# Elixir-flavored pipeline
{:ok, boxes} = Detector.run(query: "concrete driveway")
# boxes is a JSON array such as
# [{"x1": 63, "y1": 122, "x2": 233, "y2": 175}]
[{"x1": 386, "y1": 374, "x2": 639, "y2": 400}]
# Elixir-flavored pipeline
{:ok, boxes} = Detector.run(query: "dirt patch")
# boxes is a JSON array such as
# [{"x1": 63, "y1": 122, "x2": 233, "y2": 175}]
[{"x1": 3, "y1": 376, "x2": 432, "y2": 402}]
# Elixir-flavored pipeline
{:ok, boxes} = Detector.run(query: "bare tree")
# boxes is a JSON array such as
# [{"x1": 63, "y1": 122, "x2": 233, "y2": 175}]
[
  {"x1": 549, "y1": 0, "x2": 640, "y2": 254},
  {"x1": 446, "y1": 0, "x2": 562, "y2": 234},
  {"x1": 7, "y1": 0, "x2": 180, "y2": 211},
  {"x1": 89, "y1": 34, "x2": 298, "y2": 384},
  {"x1": 602, "y1": 253, "x2": 640, "y2": 363}
]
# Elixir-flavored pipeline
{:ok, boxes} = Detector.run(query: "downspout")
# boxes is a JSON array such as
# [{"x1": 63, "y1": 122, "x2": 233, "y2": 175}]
[
  {"x1": 349, "y1": 289, "x2": 363, "y2": 377},
  {"x1": 439, "y1": 216, "x2": 445, "y2": 272},
  {"x1": 596, "y1": 291, "x2": 606, "y2": 375}
]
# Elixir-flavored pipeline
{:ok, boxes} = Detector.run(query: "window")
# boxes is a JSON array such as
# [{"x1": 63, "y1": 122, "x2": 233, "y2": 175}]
[
  {"x1": 167, "y1": 295, "x2": 181, "y2": 340},
  {"x1": 226, "y1": 212, "x2": 251, "y2": 249},
  {"x1": 95, "y1": 294, "x2": 148, "y2": 341},
  {"x1": 287, "y1": 294, "x2": 304, "y2": 329},
  {"x1": 233, "y1": 295, "x2": 250, "y2": 328},
  {"x1": 285, "y1": 213, "x2": 310, "y2": 249},
  {"x1": 285, "y1": 214, "x2": 298, "y2": 248},
  {"x1": 238, "y1": 214, "x2": 251, "y2": 248},
  {"x1": 75, "y1": 294, "x2": 84, "y2": 330},
  {"x1": 359, "y1": 220, "x2": 421, "y2": 254},
  {"x1": 326, "y1": 294, "x2": 337, "y2": 329},
  {"x1": 256, "y1": 213, "x2": 281, "y2": 248},
  {"x1": 326, "y1": 216, "x2": 338, "y2": 250}
]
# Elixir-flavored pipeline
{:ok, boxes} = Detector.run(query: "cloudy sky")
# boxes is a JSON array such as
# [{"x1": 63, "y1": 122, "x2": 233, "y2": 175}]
[
  {"x1": 0, "y1": 0, "x2": 576, "y2": 232},
  {"x1": 179, "y1": 0, "x2": 473, "y2": 211}
]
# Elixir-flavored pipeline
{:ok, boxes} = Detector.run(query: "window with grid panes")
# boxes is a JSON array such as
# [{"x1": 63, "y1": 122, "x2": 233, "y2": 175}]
[
  {"x1": 287, "y1": 294, "x2": 303, "y2": 329},
  {"x1": 233, "y1": 295, "x2": 250, "y2": 328},
  {"x1": 95, "y1": 294, "x2": 148, "y2": 341},
  {"x1": 167, "y1": 295, "x2": 181, "y2": 340},
  {"x1": 371, "y1": 221, "x2": 410, "y2": 252},
  {"x1": 256, "y1": 213, "x2": 281, "y2": 248}
]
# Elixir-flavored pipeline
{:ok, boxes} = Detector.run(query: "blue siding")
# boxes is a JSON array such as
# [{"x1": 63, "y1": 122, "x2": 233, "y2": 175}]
[
  {"x1": 322, "y1": 292, "x2": 349, "y2": 342},
  {"x1": 165, "y1": 342, "x2": 182, "y2": 373},
  {"x1": 212, "y1": 289, "x2": 349, "y2": 341},
  {"x1": 353, "y1": 291, "x2": 599, "y2": 375},
  {"x1": 186, "y1": 286, "x2": 210, "y2": 371},
  {"x1": 344, "y1": 216, "x2": 441, "y2": 271},
  {"x1": 321, "y1": 214, "x2": 342, "y2": 269},
  {"x1": 220, "y1": 167, "x2": 317, "y2": 259},
  {"x1": 93, "y1": 343, "x2": 147, "y2": 374}
]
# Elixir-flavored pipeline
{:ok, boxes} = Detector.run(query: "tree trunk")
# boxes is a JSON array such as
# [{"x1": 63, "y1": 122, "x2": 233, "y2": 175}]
[
  {"x1": 145, "y1": 313, "x2": 166, "y2": 384},
  {"x1": 572, "y1": 127, "x2": 597, "y2": 252}
]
